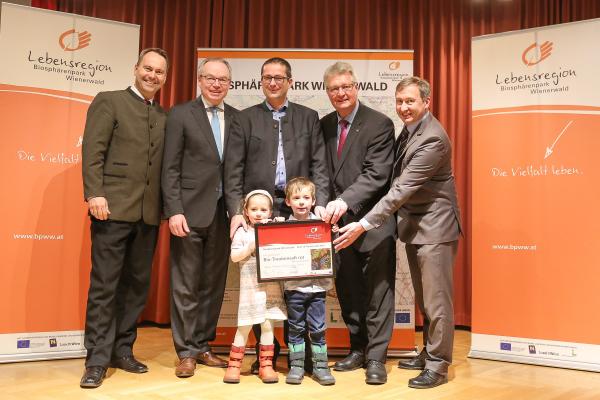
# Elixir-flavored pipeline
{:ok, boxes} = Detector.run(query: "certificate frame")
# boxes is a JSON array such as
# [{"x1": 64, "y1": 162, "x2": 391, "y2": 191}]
[{"x1": 255, "y1": 220, "x2": 335, "y2": 282}]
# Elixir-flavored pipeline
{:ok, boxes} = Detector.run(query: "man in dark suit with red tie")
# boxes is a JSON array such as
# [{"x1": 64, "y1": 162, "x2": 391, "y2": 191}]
[
  {"x1": 334, "y1": 76, "x2": 462, "y2": 389},
  {"x1": 161, "y1": 58, "x2": 239, "y2": 377},
  {"x1": 320, "y1": 61, "x2": 396, "y2": 385}
]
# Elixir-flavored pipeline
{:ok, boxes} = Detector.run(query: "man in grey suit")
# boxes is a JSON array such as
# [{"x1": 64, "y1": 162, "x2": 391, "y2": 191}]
[
  {"x1": 161, "y1": 58, "x2": 238, "y2": 377},
  {"x1": 321, "y1": 62, "x2": 396, "y2": 385},
  {"x1": 334, "y1": 76, "x2": 462, "y2": 389},
  {"x1": 225, "y1": 57, "x2": 329, "y2": 226},
  {"x1": 80, "y1": 48, "x2": 169, "y2": 388}
]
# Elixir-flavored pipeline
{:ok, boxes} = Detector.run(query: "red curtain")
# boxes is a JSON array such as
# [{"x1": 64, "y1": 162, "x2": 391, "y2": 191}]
[
  {"x1": 31, "y1": 0, "x2": 58, "y2": 9},
  {"x1": 49, "y1": 0, "x2": 600, "y2": 326}
]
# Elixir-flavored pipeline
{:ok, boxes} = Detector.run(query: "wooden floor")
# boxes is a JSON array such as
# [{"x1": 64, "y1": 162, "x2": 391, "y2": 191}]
[{"x1": 1, "y1": 327, "x2": 599, "y2": 399}]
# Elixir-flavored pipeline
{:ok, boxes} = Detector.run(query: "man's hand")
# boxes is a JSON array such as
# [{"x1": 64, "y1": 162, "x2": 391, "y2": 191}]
[
  {"x1": 333, "y1": 222, "x2": 365, "y2": 251},
  {"x1": 88, "y1": 197, "x2": 110, "y2": 220},
  {"x1": 168, "y1": 214, "x2": 190, "y2": 237},
  {"x1": 230, "y1": 214, "x2": 248, "y2": 239},
  {"x1": 314, "y1": 205, "x2": 326, "y2": 220},
  {"x1": 323, "y1": 198, "x2": 348, "y2": 225}
]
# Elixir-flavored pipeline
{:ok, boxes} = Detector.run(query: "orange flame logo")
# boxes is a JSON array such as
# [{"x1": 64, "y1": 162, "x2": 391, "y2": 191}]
[
  {"x1": 59, "y1": 29, "x2": 92, "y2": 51},
  {"x1": 521, "y1": 41, "x2": 553, "y2": 66},
  {"x1": 388, "y1": 61, "x2": 401, "y2": 70}
]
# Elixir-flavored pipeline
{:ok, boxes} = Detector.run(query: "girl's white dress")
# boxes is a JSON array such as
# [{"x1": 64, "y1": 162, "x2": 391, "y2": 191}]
[{"x1": 231, "y1": 226, "x2": 287, "y2": 326}]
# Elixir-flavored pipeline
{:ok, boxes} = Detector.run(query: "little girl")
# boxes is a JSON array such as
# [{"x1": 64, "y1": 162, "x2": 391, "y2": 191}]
[{"x1": 224, "y1": 190, "x2": 287, "y2": 384}]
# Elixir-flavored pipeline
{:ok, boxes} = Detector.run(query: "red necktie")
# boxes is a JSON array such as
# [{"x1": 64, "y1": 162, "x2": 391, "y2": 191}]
[{"x1": 337, "y1": 119, "x2": 349, "y2": 159}]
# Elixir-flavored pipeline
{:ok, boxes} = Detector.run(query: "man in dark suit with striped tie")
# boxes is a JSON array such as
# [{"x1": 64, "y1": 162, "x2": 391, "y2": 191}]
[{"x1": 161, "y1": 58, "x2": 239, "y2": 378}]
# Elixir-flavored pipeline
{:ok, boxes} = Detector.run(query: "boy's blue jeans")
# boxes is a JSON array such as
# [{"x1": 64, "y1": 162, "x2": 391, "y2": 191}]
[{"x1": 285, "y1": 290, "x2": 327, "y2": 346}]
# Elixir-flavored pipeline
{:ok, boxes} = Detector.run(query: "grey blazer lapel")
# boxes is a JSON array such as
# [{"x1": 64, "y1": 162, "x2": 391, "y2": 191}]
[
  {"x1": 281, "y1": 103, "x2": 294, "y2": 166},
  {"x1": 191, "y1": 98, "x2": 220, "y2": 158},
  {"x1": 325, "y1": 116, "x2": 339, "y2": 171},
  {"x1": 398, "y1": 114, "x2": 431, "y2": 169},
  {"x1": 223, "y1": 103, "x2": 233, "y2": 151}
]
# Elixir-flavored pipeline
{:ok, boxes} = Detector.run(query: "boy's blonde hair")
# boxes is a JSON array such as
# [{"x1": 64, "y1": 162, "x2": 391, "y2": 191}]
[{"x1": 285, "y1": 177, "x2": 316, "y2": 200}]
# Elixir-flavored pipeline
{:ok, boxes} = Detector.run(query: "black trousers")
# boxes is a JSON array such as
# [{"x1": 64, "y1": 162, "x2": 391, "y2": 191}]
[
  {"x1": 84, "y1": 218, "x2": 158, "y2": 368},
  {"x1": 335, "y1": 236, "x2": 396, "y2": 363},
  {"x1": 170, "y1": 199, "x2": 230, "y2": 358}
]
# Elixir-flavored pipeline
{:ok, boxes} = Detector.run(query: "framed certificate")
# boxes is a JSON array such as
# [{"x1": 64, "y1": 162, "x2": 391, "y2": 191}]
[{"x1": 255, "y1": 220, "x2": 334, "y2": 282}]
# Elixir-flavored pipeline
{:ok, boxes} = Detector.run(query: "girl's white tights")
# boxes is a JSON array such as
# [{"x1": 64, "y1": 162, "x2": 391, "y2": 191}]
[{"x1": 232, "y1": 319, "x2": 274, "y2": 347}]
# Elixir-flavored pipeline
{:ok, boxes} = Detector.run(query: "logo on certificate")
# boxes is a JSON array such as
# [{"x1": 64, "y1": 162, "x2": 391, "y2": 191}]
[{"x1": 306, "y1": 226, "x2": 323, "y2": 240}]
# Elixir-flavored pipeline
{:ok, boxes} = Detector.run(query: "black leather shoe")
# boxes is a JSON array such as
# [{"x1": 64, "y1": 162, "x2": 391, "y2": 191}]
[
  {"x1": 111, "y1": 355, "x2": 148, "y2": 373},
  {"x1": 398, "y1": 352, "x2": 426, "y2": 370},
  {"x1": 80, "y1": 366, "x2": 106, "y2": 388},
  {"x1": 365, "y1": 360, "x2": 387, "y2": 384},
  {"x1": 408, "y1": 368, "x2": 448, "y2": 389},
  {"x1": 333, "y1": 351, "x2": 365, "y2": 371},
  {"x1": 251, "y1": 359, "x2": 259, "y2": 375}
]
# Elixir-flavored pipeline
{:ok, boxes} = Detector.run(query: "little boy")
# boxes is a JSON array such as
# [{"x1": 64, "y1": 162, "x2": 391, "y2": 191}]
[{"x1": 282, "y1": 177, "x2": 335, "y2": 385}]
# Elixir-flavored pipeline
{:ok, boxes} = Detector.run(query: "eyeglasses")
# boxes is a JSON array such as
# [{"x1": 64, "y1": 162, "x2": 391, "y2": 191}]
[
  {"x1": 201, "y1": 75, "x2": 230, "y2": 86},
  {"x1": 261, "y1": 75, "x2": 289, "y2": 84},
  {"x1": 327, "y1": 83, "x2": 356, "y2": 94}
]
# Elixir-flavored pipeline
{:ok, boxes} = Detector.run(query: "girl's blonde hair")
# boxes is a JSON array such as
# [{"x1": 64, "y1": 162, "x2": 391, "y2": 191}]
[{"x1": 242, "y1": 189, "x2": 273, "y2": 223}]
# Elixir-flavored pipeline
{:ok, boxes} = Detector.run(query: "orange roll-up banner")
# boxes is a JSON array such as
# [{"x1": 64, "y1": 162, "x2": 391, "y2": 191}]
[
  {"x1": 0, "y1": 3, "x2": 139, "y2": 362},
  {"x1": 197, "y1": 49, "x2": 416, "y2": 353},
  {"x1": 470, "y1": 19, "x2": 600, "y2": 371}
]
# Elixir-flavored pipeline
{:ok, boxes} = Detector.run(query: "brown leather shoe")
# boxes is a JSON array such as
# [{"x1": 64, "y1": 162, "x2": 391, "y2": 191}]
[
  {"x1": 197, "y1": 350, "x2": 227, "y2": 368},
  {"x1": 175, "y1": 357, "x2": 196, "y2": 378}
]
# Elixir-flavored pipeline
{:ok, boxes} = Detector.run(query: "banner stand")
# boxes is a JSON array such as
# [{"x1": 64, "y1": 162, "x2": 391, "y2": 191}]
[
  {"x1": 470, "y1": 19, "x2": 600, "y2": 372},
  {"x1": 197, "y1": 48, "x2": 417, "y2": 353},
  {"x1": 0, "y1": 3, "x2": 139, "y2": 363}
]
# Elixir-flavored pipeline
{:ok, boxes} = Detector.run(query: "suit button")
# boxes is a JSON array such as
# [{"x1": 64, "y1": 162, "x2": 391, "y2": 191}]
[
  {"x1": 271, "y1": 161, "x2": 276, "y2": 166},
  {"x1": 149, "y1": 161, "x2": 152, "y2": 166},
  {"x1": 147, "y1": 180, "x2": 150, "y2": 185},
  {"x1": 151, "y1": 142, "x2": 154, "y2": 147}
]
